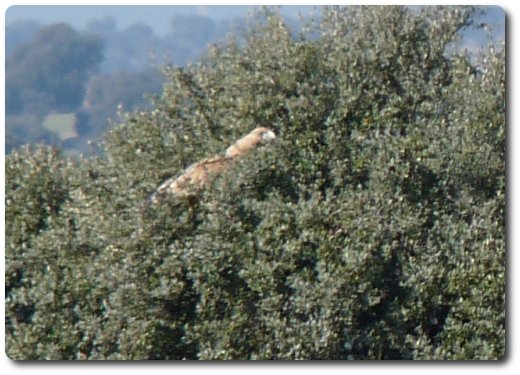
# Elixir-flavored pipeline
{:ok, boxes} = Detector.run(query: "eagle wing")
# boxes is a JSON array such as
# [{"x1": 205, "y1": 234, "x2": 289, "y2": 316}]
[
  {"x1": 147, "y1": 127, "x2": 276, "y2": 205},
  {"x1": 148, "y1": 155, "x2": 232, "y2": 204}
]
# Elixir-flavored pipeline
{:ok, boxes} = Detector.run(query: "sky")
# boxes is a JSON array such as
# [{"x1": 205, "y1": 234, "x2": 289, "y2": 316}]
[
  {"x1": 5, "y1": 5, "x2": 316, "y2": 36},
  {"x1": 4, "y1": 4, "x2": 505, "y2": 54}
]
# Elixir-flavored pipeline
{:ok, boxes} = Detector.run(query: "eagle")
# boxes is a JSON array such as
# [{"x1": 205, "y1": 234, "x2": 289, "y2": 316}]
[{"x1": 147, "y1": 127, "x2": 276, "y2": 204}]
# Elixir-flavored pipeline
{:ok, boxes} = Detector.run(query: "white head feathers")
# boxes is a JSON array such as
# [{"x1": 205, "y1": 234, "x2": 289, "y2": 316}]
[{"x1": 225, "y1": 127, "x2": 276, "y2": 158}]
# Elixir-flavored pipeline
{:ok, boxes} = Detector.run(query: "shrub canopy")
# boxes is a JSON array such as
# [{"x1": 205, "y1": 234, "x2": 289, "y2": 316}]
[{"x1": 5, "y1": 6, "x2": 505, "y2": 360}]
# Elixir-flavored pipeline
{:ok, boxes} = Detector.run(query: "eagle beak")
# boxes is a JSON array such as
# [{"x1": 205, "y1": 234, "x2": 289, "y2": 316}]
[{"x1": 263, "y1": 130, "x2": 276, "y2": 141}]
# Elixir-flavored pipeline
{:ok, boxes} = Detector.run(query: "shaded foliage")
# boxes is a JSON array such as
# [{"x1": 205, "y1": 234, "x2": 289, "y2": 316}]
[{"x1": 5, "y1": 6, "x2": 505, "y2": 360}]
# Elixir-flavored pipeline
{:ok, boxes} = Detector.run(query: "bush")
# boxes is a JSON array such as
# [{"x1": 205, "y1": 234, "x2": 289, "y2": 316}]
[{"x1": 5, "y1": 6, "x2": 505, "y2": 360}]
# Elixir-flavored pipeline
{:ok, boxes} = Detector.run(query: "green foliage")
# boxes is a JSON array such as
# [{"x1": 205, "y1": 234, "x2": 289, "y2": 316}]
[{"x1": 5, "y1": 6, "x2": 505, "y2": 360}]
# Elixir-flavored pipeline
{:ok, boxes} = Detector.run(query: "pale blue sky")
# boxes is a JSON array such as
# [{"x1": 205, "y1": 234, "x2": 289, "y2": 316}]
[
  {"x1": 3, "y1": 4, "x2": 505, "y2": 73},
  {"x1": 6, "y1": 5, "x2": 316, "y2": 36},
  {"x1": 5, "y1": 5, "x2": 504, "y2": 49}
]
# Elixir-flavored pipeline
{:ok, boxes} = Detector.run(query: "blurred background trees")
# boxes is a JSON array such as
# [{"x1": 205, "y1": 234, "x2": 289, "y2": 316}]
[
  {"x1": 5, "y1": 6, "x2": 505, "y2": 360},
  {"x1": 5, "y1": 12, "x2": 240, "y2": 155},
  {"x1": 5, "y1": 23, "x2": 104, "y2": 154}
]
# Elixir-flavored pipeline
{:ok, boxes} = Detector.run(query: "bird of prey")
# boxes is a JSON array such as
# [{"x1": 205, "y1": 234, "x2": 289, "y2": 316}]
[
  {"x1": 225, "y1": 127, "x2": 277, "y2": 158},
  {"x1": 147, "y1": 127, "x2": 276, "y2": 204}
]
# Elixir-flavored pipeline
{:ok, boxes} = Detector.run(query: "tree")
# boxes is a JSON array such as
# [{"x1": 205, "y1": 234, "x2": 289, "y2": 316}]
[
  {"x1": 6, "y1": 23, "x2": 104, "y2": 115},
  {"x1": 79, "y1": 68, "x2": 162, "y2": 139},
  {"x1": 5, "y1": 114, "x2": 61, "y2": 154},
  {"x1": 5, "y1": 6, "x2": 505, "y2": 360},
  {"x1": 5, "y1": 20, "x2": 42, "y2": 56}
]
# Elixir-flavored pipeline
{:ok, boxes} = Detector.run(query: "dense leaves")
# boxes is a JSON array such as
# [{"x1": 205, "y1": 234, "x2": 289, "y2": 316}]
[{"x1": 5, "y1": 6, "x2": 505, "y2": 360}]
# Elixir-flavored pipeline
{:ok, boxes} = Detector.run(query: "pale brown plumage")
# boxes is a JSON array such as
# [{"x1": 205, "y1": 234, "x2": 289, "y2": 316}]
[
  {"x1": 150, "y1": 155, "x2": 232, "y2": 202},
  {"x1": 225, "y1": 127, "x2": 276, "y2": 158},
  {"x1": 148, "y1": 127, "x2": 276, "y2": 204}
]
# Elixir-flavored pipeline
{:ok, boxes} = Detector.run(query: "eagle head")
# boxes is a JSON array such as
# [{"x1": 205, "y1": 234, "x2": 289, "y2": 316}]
[
  {"x1": 254, "y1": 127, "x2": 277, "y2": 142},
  {"x1": 225, "y1": 127, "x2": 276, "y2": 158}
]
